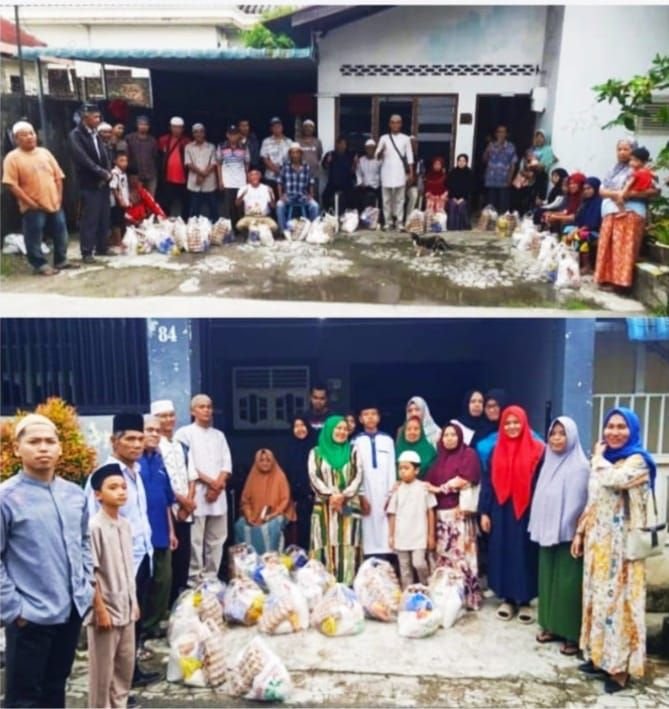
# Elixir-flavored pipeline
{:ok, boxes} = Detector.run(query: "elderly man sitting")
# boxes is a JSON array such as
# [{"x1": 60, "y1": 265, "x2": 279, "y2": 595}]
[{"x1": 276, "y1": 142, "x2": 320, "y2": 239}]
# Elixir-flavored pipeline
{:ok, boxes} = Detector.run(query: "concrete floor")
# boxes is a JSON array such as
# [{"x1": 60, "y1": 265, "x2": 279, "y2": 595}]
[
  {"x1": 0, "y1": 230, "x2": 646, "y2": 315},
  {"x1": 61, "y1": 601, "x2": 668, "y2": 708}
]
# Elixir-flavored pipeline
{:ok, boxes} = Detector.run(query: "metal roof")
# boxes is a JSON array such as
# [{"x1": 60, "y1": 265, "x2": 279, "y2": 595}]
[{"x1": 20, "y1": 44, "x2": 315, "y2": 77}]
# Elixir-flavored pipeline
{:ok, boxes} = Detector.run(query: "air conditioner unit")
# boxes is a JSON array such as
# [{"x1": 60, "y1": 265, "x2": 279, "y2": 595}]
[{"x1": 636, "y1": 99, "x2": 669, "y2": 134}]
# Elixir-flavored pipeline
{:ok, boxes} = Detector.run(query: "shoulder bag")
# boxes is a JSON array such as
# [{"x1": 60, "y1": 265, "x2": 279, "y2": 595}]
[
  {"x1": 625, "y1": 486, "x2": 667, "y2": 561},
  {"x1": 388, "y1": 133, "x2": 410, "y2": 175}
]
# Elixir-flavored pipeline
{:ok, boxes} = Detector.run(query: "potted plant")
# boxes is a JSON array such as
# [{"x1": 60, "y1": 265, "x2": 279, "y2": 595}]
[{"x1": 1, "y1": 397, "x2": 97, "y2": 484}]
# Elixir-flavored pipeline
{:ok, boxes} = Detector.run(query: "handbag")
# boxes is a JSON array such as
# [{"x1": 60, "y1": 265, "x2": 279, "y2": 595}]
[
  {"x1": 458, "y1": 484, "x2": 480, "y2": 514},
  {"x1": 624, "y1": 486, "x2": 667, "y2": 561}
]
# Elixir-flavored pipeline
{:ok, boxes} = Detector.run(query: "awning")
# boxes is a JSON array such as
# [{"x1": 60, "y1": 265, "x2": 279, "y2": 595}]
[{"x1": 20, "y1": 45, "x2": 315, "y2": 78}]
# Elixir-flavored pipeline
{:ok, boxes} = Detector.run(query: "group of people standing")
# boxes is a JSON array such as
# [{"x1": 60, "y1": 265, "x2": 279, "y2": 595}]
[{"x1": 0, "y1": 382, "x2": 658, "y2": 707}]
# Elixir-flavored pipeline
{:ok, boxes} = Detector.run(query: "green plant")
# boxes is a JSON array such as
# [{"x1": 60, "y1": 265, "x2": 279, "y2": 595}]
[
  {"x1": 241, "y1": 24, "x2": 295, "y2": 50},
  {"x1": 1, "y1": 397, "x2": 97, "y2": 484},
  {"x1": 594, "y1": 54, "x2": 669, "y2": 246}
]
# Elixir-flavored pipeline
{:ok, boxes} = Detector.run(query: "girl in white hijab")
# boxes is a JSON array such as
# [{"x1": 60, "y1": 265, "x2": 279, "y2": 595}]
[{"x1": 404, "y1": 396, "x2": 441, "y2": 447}]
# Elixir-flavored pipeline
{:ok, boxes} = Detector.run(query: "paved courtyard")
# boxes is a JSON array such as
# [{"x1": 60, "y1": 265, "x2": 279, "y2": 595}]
[
  {"x1": 0, "y1": 230, "x2": 646, "y2": 315},
  {"x1": 60, "y1": 601, "x2": 668, "y2": 708}
]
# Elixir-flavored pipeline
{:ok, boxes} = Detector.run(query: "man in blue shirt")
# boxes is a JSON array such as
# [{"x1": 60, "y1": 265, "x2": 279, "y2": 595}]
[
  {"x1": 0, "y1": 413, "x2": 94, "y2": 708},
  {"x1": 482, "y1": 124, "x2": 518, "y2": 215},
  {"x1": 139, "y1": 415, "x2": 177, "y2": 640},
  {"x1": 276, "y1": 142, "x2": 320, "y2": 239}
]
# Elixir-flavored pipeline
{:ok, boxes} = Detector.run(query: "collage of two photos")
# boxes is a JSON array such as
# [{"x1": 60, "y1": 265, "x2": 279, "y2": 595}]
[{"x1": 1, "y1": 3, "x2": 668, "y2": 709}]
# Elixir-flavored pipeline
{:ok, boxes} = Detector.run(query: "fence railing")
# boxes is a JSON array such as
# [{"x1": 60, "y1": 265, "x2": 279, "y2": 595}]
[{"x1": 593, "y1": 393, "x2": 669, "y2": 456}]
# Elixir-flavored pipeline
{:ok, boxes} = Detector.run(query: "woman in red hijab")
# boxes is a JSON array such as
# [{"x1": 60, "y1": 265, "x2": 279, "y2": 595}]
[
  {"x1": 544, "y1": 172, "x2": 586, "y2": 232},
  {"x1": 424, "y1": 156, "x2": 448, "y2": 215},
  {"x1": 479, "y1": 405, "x2": 545, "y2": 623}
]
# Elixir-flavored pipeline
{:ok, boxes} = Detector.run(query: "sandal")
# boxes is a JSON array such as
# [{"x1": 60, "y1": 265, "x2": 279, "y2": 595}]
[
  {"x1": 496, "y1": 602, "x2": 516, "y2": 621},
  {"x1": 517, "y1": 605, "x2": 534, "y2": 624},
  {"x1": 560, "y1": 642, "x2": 579, "y2": 656},
  {"x1": 536, "y1": 630, "x2": 558, "y2": 644}
]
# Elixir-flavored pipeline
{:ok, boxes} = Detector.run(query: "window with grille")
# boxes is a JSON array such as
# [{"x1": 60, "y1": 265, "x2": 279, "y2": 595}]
[
  {"x1": 232, "y1": 366, "x2": 310, "y2": 430},
  {"x1": 1, "y1": 319, "x2": 150, "y2": 415}
]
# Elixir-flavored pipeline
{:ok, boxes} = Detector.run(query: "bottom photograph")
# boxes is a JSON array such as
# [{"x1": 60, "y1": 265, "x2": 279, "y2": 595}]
[{"x1": 1, "y1": 317, "x2": 668, "y2": 708}]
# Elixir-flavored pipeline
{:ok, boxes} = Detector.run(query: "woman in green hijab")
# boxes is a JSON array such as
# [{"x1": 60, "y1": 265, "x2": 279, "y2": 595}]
[
  {"x1": 396, "y1": 415, "x2": 437, "y2": 479},
  {"x1": 308, "y1": 415, "x2": 363, "y2": 584},
  {"x1": 532, "y1": 130, "x2": 558, "y2": 202}
]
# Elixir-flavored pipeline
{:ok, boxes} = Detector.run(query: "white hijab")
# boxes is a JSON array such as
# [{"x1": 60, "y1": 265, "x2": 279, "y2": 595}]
[{"x1": 407, "y1": 395, "x2": 441, "y2": 447}]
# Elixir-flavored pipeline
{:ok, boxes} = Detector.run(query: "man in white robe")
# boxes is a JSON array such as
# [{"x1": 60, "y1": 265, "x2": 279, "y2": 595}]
[
  {"x1": 353, "y1": 405, "x2": 397, "y2": 559},
  {"x1": 175, "y1": 394, "x2": 232, "y2": 584}
]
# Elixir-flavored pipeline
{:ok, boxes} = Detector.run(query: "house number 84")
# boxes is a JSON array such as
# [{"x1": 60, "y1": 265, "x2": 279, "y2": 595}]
[{"x1": 157, "y1": 325, "x2": 178, "y2": 343}]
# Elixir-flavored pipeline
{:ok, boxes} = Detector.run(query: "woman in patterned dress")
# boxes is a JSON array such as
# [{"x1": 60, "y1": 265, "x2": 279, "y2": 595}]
[
  {"x1": 426, "y1": 422, "x2": 482, "y2": 609},
  {"x1": 594, "y1": 138, "x2": 658, "y2": 292},
  {"x1": 572, "y1": 407, "x2": 656, "y2": 694},
  {"x1": 308, "y1": 415, "x2": 363, "y2": 585}
]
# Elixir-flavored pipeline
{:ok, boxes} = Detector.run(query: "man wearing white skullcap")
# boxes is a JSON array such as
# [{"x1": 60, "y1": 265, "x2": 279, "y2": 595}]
[
  {"x1": 1, "y1": 412, "x2": 94, "y2": 706},
  {"x1": 356, "y1": 137, "x2": 382, "y2": 215},
  {"x1": 275, "y1": 140, "x2": 320, "y2": 238},
  {"x1": 2, "y1": 121, "x2": 78, "y2": 275},
  {"x1": 158, "y1": 117, "x2": 189, "y2": 218},
  {"x1": 375, "y1": 113, "x2": 414, "y2": 231},
  {"x1": 151, "y1": 399, "x2": 194, "y2": 602},
  {"x1": 184, "y1": 122, "x2": 218, "y2": 220},
  {"x1": 298, "y1": 118, "x2": 323, "y2": 188}
]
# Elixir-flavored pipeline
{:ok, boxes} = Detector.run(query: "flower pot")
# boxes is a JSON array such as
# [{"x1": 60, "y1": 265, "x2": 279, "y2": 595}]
[{"x1": 648, "y1": 241, "x2": 669, "y2": 266}]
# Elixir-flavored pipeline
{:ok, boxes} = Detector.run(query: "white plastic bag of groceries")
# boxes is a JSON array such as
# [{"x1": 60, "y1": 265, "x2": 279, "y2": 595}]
[
  {"x1": 428, "y1": 567, "x2": 465, "y2": 629},
  {"x1": 397, "y1": 584, "x2": 441, "y2": 638},
  {"x1": 353, "y1": 557, "x2": 402, "y2": 621},
  {"x1": 228, "y1": 636, "x2": 293, "y2": 702},
  {"x1": 555, "y1": 247, "x2": 581, "y2": 290},
  {"x1": 340, "y1": 209, "x2": 359, "y2": 234}
]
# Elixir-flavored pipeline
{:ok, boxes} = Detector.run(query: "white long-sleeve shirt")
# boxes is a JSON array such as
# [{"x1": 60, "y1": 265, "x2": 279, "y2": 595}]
[
  {"x1": 353, "y1": 431, "x2": 396, "y2": 555},
  {"x1": 356, "y1": 156, "x2": 382, "y2": 189},
  {"x1": 175, "y1": 423, "x2": 232, "y2": 517},
  {"x1": 375, "y1": 133, "x2": 414, "y2": 188}
]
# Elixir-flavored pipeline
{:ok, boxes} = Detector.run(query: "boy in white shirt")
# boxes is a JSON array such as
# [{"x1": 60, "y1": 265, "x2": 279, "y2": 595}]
[
  {"x1": 109, "y1": 151, "x2": 129, "y2": 254},
  {"x1": 375, "y1": 115, "x2": 414, "y2": 232},
  {"x1": 387, "y1": 450, "x2": 436, "y2": 588},
  {"x1": 235, "y1": 168, "x2": 278, "y2": 235},
  {"x1": 356, "y1": 138, "x2": 382, "y2": 213}
]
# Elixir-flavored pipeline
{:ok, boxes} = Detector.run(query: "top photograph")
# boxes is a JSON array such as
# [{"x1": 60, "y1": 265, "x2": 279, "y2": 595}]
[{"x1": 1, "y1": 2, "x2": 668, "y2": 316}]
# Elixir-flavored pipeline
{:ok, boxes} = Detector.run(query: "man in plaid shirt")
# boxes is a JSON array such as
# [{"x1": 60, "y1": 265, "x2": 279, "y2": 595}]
[{"x1": 276, "y1": 142, "x2": 320, "y2": 238}]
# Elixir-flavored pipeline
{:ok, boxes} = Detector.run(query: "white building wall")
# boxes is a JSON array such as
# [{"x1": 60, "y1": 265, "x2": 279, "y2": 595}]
[
  {"x1": 548, "y1": 4, "x2": 669, "y2": 179},
  {"x1": 317, "y1": 5, "x2": 548, "y2": 156},
  {"x1": 1, "y1": 58, "x2": 39, "y2": 95}
]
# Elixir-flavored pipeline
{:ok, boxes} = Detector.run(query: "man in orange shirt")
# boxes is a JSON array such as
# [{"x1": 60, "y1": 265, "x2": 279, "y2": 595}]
[
  {"x1": 157, "y1": 116, "x2": 189, "y2": 219},
  {"x1": 2, "y1": 121, "x2": 78, "y2": 275}
]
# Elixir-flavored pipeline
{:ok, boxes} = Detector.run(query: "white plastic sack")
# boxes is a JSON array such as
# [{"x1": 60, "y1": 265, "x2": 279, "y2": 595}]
[
  {"x1": 353, "y1": 557, "x2": 402, "y2": 622},
  {"x1": 397, "y1": 584, "x2": 441, "y2": 638},
  {"x1": 287, "y1": 217, "x2": 311, "y2": 242},
  {"x1": 293, "y1": 559, "x2": 335, "y2": 610},
  {"x1": 258, "y1": 576, "x2": 309, "y2": 635},
  {"x1": 537, "y1": 234, "x2": 560, "y2": 274},
  {"x1": 186, "y1": 216, "x2": 211, "y2": 253},
  {"x1": 228, "y1": 637, "x2": 292, "y2": 702},
  {"x1": 311, "y1": 583, "x2": 365, "y2": 637},
  {"x1": 172, "y1": 217, "x2": 187, "y2": 251},
  {"x1": 477, "y1": 205, "x2": 498, "y2": 231},
  {"x1": 321, "y1": 212, "x2": 338, "y2": 239},
  {"x1": 229, "y1": 542, "x2": 259, "y2": 580},
  {"x1": 427, "y1": 210, "x2": 448, "y2": 233},
  {"x1": 340, "y1": 209, "x2": 359, "y2": 234},
  {"x1": 121, "y1": 226, "x2": 139, "y2": 256},
  {"x1": 210, "y1": 217, "x2": 232, "y2": 246},
  {"x1": 201, "y1": 618, "x2": 227, "y2": 687},
  {"x1": 428, "y1": 568, "x2": 465, "y2": 629},
  {"x1": 405, "y1": 209, "x2": 426, "y2": 235},
  {"x1": 222, "y1": 577, "x2": 265, "y2": 626},
  {"x1": 305, "y1": 218, "x2": 331, "y2": 245},
  {"x1": 1, "y1": 233, "x2": 50, "y2": 255},
  {"x1": 166, "y1": 622, "x2": 208, "y2": 687},
  {"x1": 555, "y1": 247, "x2": 581, "y2": 289}
]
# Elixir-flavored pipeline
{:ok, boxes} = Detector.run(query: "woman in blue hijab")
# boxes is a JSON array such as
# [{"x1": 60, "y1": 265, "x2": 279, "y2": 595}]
[{"x1": 573, "y1": 407, "x2": 655, "y2": 694}]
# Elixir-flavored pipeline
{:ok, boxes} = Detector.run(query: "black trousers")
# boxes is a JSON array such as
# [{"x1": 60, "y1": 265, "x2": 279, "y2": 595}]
[
  {"x1": 170, "y1": 521, "x2": 192, "y2": 606},
  {"x1": 4, "y1": 605, "x2": 82, "y2": 708},
  {"x1": 221, "y1": 188, "x2": 242, "y2": 233},
  {"x1": 135, "y1": 553, "x2": 151, "y2": 649},
  {"x1": 486, "y1": 187, "x2": 511, "y2": 214},
  {"x1": 162, "y1": 182, "x2": 188, "y2": 220},
  {"x1": 79, "y1": 188, "x2": 110, "y2": 257}
]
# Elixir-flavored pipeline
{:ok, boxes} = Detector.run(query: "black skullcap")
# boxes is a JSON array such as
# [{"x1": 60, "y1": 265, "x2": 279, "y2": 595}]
[
  {"x1": 81, "y1": 102, "x2": 100, "y2": 114},
  {"x1": 112, "y1": 413, "x2": 144, "y2": 434},
  {"x1": 358, "y1": 402, "x2": 381, "y2": 414},
  {"x1": 90, "y1": 463, "x2": 124, "y2": 491},
  {"x1": 227, "y1": 123, "x2": 239, "y2": 133}
]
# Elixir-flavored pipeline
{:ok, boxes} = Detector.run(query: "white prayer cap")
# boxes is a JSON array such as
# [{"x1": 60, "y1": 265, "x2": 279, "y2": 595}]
[
  {"x1": 192, "y1": 122, "x2": 205, "y2": 131},
  {"x1": 14, "y1": 413, "x2": 58, "y2": 439},
  {"x1": 302, "y1": 119, "x2": 315, "y2": 127},
  {"x1": 170, "y1": 116, "x2": 185, "y2": 126},
  {"x1": 364, "y1": 138, "x2": 376, "y2": 147},
  {"x1": 389, "y1": 114, "x2": 403, "y2": 122},
  {"x1": 289, "y1": 141, "x2": 302, "y2": 150},
  {"x1": 97, "y1": 122, "x2": 112, "y2": 132},
  {"x1": 150, "y1": 399, "x2": 175, "y2": 415},
  {"x1": 398, "y1": 450, "x2": 421, "y2": 465},
  {"x1": 12, "y1": 120, "x2": 33, "y2": 135}
]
